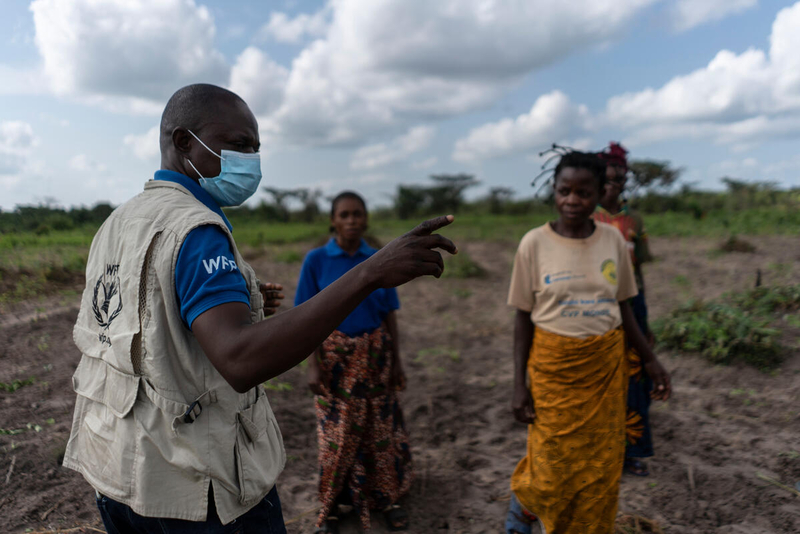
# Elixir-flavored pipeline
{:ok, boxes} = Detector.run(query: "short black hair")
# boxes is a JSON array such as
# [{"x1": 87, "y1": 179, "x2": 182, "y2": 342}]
[
  {"x1": 160, "y1": 84, "x2": 244, "y2": 151},
  {"x1": 330, "y1": 191, "x2": 367, "y2": 218},
  {"x1": 553, "y1": 150, "x2": 607, "y2": 192}
]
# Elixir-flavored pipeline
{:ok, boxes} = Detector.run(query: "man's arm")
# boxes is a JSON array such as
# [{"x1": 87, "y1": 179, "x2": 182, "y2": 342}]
[{"x1": 193, "y1": 216, "x2": 457, "y2": 393}]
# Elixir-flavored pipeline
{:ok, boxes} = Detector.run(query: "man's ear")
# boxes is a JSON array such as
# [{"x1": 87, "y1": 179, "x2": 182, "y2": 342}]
[{"x1": 172, "y1": 128, "x2": 192, "y2": 155}]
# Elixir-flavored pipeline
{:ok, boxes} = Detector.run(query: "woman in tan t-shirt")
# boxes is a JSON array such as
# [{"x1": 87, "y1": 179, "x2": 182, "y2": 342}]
[{"x1": 504, "y1": 150, "x2": 671, "y2": 534}]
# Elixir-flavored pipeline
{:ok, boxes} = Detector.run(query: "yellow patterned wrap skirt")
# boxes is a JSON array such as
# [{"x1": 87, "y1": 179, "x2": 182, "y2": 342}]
[{"x1": 510, "y1": 327, "x2": 628, "y2": 534}]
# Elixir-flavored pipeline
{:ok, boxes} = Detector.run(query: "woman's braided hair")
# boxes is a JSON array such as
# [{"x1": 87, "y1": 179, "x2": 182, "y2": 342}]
[{"x1": 532, "y1": 144, "x2": 607, "y2": 197}]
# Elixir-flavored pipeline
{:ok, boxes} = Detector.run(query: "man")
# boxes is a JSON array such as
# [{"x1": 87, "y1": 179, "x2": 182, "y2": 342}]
[{"x1": 63, "y1": 84, "x2": 457, "y2": 533}]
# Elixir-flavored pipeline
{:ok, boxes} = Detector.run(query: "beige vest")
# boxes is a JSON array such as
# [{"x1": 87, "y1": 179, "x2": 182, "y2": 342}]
[{"x1": 63, "y1": 180, "x2": 285, "y2": 524}]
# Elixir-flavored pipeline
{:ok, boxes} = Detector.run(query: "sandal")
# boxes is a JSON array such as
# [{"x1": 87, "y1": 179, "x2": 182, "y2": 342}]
[
  {"x1": 383, "y1": 504, "x2": 409, "y2": 531},
  {"x1": 624, "y1": 457, "x2": 650, "y2": 477}
]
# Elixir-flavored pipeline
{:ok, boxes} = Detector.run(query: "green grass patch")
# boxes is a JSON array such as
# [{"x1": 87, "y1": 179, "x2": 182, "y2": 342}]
[
  {"x1": 274, "y1": 249, "x2": 303, "y2": 263},
  {"x1": 671, "y1": 274, "x2": 691, "y2": 288},
  {"x1": 452, "y1": 287, "x2": 473, "y2": 299},
  {"x1": 263, "y1": 380, "x2": 293, "y2": 392},
  {"x1": 416, "y1": 346, "x2": 460, "y2": 362},
  {"x1": 2, "y1": 209, "x2": 797, "y2": 303},
  {"x1": 443, "y1": 251, "x2": 486, "y2": 279},
  {"x1": 653, "y1": 285, "x2": 800, "y2": 370}
]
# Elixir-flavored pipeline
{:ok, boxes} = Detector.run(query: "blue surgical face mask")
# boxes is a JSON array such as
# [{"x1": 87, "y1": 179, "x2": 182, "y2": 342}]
[{"x1": 185, "y1": 130, "x2": 262, "y2": 207}]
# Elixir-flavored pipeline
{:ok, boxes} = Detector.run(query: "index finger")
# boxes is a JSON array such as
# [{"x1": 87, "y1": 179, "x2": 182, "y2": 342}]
[
  {"x1": 418, "y1": 234, "x2": 458, "y2": 255},
  {"x1": 408, "y1": 215, "x2": 455, "y2": 237}
]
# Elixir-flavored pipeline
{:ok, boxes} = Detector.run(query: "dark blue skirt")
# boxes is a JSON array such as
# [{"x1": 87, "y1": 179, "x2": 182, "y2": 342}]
[{"x1": 627, "y1": 292, "x2": 654, "y2": 458}]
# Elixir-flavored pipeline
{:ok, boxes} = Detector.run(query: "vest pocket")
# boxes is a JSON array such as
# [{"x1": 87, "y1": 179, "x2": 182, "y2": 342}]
[
  {"x1": 70, "y1": 356, "x2": 140, "y2": 498},
  {"x1": 233, "y1": 390, "x2": 286, "y2": 505},
  {"x1": 72, "y1": 355, "x2": 140, "y2": 418},
  {"x1": 79, "y1": 407, "x2": 136, "y2": 498}
]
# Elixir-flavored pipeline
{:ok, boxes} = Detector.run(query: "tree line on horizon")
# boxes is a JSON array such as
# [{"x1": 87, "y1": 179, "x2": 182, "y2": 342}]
[{"x1": 1, "y1": 159, "x2": 797, "y2": 234}]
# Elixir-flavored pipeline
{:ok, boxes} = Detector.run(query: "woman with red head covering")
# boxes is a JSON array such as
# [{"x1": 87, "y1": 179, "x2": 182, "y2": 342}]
[{"x1": 594, "y1": 142, "x2": 657, "y2": 477}]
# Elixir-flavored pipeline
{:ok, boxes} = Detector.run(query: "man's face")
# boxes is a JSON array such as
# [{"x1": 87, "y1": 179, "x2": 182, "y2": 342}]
[{"x1": 183, "y1": 99, "x2": 260, "y2": 179}]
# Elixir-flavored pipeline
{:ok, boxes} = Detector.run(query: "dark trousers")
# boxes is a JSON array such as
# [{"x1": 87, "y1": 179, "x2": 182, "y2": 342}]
[{"x1": 96, "y1": 485, "x2": 287, "y2": 534}]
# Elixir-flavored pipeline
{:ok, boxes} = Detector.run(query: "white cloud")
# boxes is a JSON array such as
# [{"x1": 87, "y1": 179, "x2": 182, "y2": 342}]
[
  {"x1": 265, "y1": 0, "x2": 658, "y2": 147},
  {"x1": 411, "y1": 156, "x2": 438, "y2": 170},
  {"x1": 228, "y1": 47, "x2": 288, "y2": 116},
  {"x1": 30, "y1": 0, "x2": 229, "y2": 113},
  {"x1": 259, "y1": 6, "x2": 331, "y2": 43},
  {"x1": 0, "y1": 121, "x2": 38, "y2": 176},
  {"x1": 69, "y1": 154, "x2": 107, "y2": 173},
  {"x1": 123, "y1": 126, "x2": 160, "y2": 161},
  {"x1": 0, "y1": 121, "x2": 37, "y2": 153},
  {"x1": 672, "y1": 0, "x2": 758, "y2": 32},
  {"x1": 0, "y1": 65, "x2": 47, "y2": 96},
  {"x1": 713, "y1": 157, "x2": 759, "y2": 177},
  {"x1": 350, "y1": 126, "x2": 435, "y2": 170},
  {"x1": 606, "y1": 1, "x2": 800, "y2": 147},
  {"x1": 452, "y1": 91, "x2": 591, "y2": 162}
]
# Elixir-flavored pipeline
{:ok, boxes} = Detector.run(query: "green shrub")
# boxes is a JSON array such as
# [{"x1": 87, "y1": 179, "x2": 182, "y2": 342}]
[
  {"x1": 653, "y1": 296, "x2": 786, "y2": 370},
  {"x1": 730, "y1": 284, "x2": 800, "y2": 315}
]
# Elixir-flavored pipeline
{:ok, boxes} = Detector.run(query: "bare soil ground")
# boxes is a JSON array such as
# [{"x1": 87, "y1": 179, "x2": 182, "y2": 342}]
[{"x1": 1, "y1": 235, "x2": 799, "y2": 533}]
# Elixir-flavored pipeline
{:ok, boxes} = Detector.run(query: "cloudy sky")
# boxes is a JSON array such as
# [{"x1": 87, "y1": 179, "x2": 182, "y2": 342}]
[{"x1": 1, "y1": 0, "x2": 800, "y2": 210}]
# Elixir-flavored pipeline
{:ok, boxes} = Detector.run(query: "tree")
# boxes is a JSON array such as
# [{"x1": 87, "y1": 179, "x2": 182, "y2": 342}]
[
  {"x1": 395, "y1": 185, "x2": 428, "y2": 219},
  {"x1": 294, "y1": 188, "x2": 323, "y2": 222},
  {"x1": 721, "y1": 177, "x2": 779, "y2": 210},
  {"x1": 428, "y1": 173, "x2": 479, "y2": 213},
  {"x1": 262, "y1": 187, "x2": 297, "y2": 222},
  {"x1": 628, "y1": 160, "x2": 682, "y2": 194},
  {"x1": 488, "y1": 187, "x2": 514, "y2": 214}
]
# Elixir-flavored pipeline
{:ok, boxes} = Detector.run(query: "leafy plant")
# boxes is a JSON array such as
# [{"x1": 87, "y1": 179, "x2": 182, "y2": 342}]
[
  {"x1": 0, "y1": 377, "x2": 36, "y2": 393},
  {"x1": 729, "y1": 284, "x2": 800, "y2": 315},
  {"x1": 653, "y1": 297, "x2": 784, "y2": 370}
]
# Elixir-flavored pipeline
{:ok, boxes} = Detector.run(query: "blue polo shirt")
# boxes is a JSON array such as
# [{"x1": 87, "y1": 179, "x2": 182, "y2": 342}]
[
  {"x1": 294, "y1": 238, "x2": 400, "y2": 337},
  {"x1": 154, "y1": 170, "x2": 250, "y2": 330}
]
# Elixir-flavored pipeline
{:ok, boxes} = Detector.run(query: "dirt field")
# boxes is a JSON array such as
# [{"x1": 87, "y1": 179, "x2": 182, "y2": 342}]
[{"x1": 1, "y1": 235, "x2": 799, "y2": 533}]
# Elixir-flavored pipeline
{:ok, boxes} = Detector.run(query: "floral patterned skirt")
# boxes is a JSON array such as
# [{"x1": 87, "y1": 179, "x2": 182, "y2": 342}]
[{"x1": 314, "y1": 327, "x2": 413, "y2": 530}]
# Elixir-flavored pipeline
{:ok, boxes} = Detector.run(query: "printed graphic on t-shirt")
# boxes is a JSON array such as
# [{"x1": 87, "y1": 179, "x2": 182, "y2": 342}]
[
  {"x1": 543, "y1": 271, "x2": 586, "y2": 285},
  {"x1": 556, "y1": 296, "x2": 617, "y2": 319},
  {"x1": 201, "y1": 255, "x2": 239, "y2": 275},
  {"x1": 601, "y1": 259, "x2": 617, "y2": 285}
]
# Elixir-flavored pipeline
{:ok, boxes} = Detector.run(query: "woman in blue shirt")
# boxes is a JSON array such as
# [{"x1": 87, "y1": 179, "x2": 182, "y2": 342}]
[{"x1": 295, "y1": 192, "x2": 411, "y2": 533}]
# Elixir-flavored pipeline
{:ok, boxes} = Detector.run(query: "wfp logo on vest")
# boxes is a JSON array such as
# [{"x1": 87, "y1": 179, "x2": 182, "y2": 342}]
[
  {"x1": 92, "y1": 264, "x2": 123, "y2": 347},
  {"x1": 202, "y1": 255, "x2": 239, "y2": 275}
]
